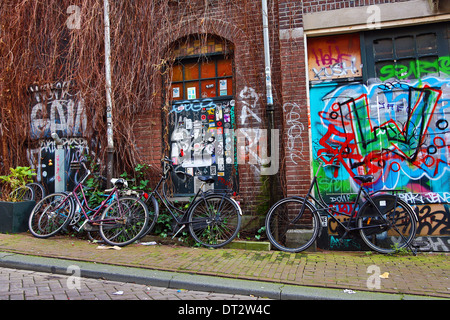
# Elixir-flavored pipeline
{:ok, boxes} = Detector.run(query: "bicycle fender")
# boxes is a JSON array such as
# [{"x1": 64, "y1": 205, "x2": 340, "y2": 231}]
[{"x1": 228, "y1": 197, "x2": 243, "y2": 216}]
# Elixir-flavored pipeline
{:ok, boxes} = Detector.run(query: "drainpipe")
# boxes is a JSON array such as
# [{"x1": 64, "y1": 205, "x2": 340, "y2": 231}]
[
  {"x1": 261, "y1": 0, "x2": 276, "y2": 205},
  {"x1": 104, "y1": 0, "x2": 114, "y2": 187},
  {"x1": 262, "y1": 0, "x2": 274, "y2": 112}
]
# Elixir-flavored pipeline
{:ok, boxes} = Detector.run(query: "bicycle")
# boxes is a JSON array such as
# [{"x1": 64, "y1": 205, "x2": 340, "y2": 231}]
[
  {"x1": 11, "y1": 182, "x2": 46, "y2": 202},
  {"x1": 141, "y1": 157, "x2": 242, "y2": 248},
  {"x1": 28, "y1": 160, "x2": 150, "y2": 247},
  {"x1": 265, "y1": 154, "x2": 418, "y2": 255}
]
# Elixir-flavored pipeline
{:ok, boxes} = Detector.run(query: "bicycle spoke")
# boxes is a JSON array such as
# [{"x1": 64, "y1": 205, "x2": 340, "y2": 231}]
[
  {"x1": 188, "y1": 195, "x2": 241, "y2": 248},
  {"x1": 28, "y1": 193, "x2": 73, "y2": 238},
  {"x1": 358, "y1": 195, "x2": 416, "y2": 254},
  {"x1": 265, "y1": 197, "x2": 319, "y2": 253},
  {"x1": 100, "y1": 197, "x2": 149, "y2": 246}
]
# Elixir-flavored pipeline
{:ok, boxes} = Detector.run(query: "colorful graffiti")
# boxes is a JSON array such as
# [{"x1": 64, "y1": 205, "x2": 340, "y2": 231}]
[
  {"x1": 311, "y1": 76, "x2": 450, "y2": 199},
  {"x1": 379, "y1": 56, "x2": 450, "y2": 82},
  {"x1": 307, "y1": 33, "x2": 362, "y2": 81}
]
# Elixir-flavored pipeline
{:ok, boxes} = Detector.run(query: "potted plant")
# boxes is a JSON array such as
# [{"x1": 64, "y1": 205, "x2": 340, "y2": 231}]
[{"x1": 0, "y1": 166, "x2": 37, "y2": 233}]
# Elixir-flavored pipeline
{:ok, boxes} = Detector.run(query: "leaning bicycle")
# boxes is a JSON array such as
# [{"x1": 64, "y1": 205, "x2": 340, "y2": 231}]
[
  {"x1": 141, "y1": 157, "x2": 242, "y2": 248},
  {"x1": 265, "y1": 155, "x2": 418, "y2": 255},
  {"x1": 28, "y1": 160, "x2": 149, "y2": 247}
]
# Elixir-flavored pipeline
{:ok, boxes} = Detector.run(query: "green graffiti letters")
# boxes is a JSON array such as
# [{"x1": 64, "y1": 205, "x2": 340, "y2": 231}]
[{"x1": 379, "y1": 56, "x2": 450, "y2": 81}]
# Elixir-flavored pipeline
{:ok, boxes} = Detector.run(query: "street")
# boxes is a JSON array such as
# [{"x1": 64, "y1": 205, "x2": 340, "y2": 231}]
[{"x1": 0, "y1": 266, "x2": 267, "y2": 301}]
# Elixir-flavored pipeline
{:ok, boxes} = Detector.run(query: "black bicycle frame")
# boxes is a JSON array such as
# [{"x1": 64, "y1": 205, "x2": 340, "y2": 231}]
[
  {"x1": 149, "y1": 171, "x2": 215, "y2": 224},
  {"x1": 301, "y1": 162, "x2": 402, "y2": 235}
]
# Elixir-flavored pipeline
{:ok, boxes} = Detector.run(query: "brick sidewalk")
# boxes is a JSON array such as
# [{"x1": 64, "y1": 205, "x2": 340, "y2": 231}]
[{"x1": 0, "y1": 233, "x2": 449, "y2": 298}]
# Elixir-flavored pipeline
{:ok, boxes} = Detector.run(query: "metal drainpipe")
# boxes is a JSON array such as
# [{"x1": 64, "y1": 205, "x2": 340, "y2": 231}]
[
  {"x1": 262, "y1": 0, "x2": 276, "y2": 205},
  {"x1": 262, "y1": 0, "x2": 274, "y2": 113},
  {"x1": 104, "y1": 0, "x2": 114, "y2": 187}
]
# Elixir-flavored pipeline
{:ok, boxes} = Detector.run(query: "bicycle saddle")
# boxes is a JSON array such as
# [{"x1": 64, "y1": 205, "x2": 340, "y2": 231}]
[
  {"x1": 197, "y1": 176, "x2": 215, "y2": 184},
  {"x1": 112, "y1": 178, "x2": 128, "y2": 188},
  {"x1": 353, "y1": 175, "x2": 374, "y2": 183}
]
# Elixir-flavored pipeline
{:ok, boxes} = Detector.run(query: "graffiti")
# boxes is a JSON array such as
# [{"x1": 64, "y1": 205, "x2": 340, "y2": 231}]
[
  {"x1": 283, "y1": 102, "x2": 306, "y2": 164},
  {"x1": 415, "y1": 236, "x2": 450, "y2": 252},
  {"x1": 329, "y1": 235, "x2": 362, "y2": 250},
  {"x1": 312, "y1": 58, "x2": 360, "y2": 81},
  {"x1": 399, "y1": 192, "x2": 450, "y2": 204},
  {"x1": 238, "y1": 86, "x2": 262, "y2": 125},
  {"x1": 416, "y1": 204, "x2": 450, "y2": 236},
  {"x1": 311, "y1": 74, "x2": 450, "y2": 251},
  {"x1": 379, "y1": 56, "x2": 450, "y2": 82},
  {"x1": 29, "y1": 82, "x2": 87, "y2": 139},
  {"x1": 27, "y1": 138, "x2": 89, "y2": 193},
  {"x1": 307, "y1": 33, "x2": 362, "y2": 81},
  {"x1": 312, "y1": 77, "x2": 450, "y2": 197},
  {"x1": 170, "y1": 98, "x2": 216, "y2": 114}
]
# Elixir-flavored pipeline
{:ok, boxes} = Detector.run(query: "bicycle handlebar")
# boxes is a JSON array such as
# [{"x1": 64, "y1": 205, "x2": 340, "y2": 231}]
[{"x1": 162, "y1": 156, "x2": 194, "y2": 179}]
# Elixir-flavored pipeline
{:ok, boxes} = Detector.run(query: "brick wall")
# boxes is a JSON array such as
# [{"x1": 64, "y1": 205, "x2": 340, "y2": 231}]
[{"x1": 133, "y1": 1, "x2": 272, "y2": 217}]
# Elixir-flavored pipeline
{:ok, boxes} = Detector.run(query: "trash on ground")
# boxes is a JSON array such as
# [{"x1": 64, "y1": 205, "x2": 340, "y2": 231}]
[
  {"x1": 139, "y1": 241, "x2": 158, "y2": 246},
  {"x1": 380, "y1": 272, "x2": 389, "y2": 279},
  {"x1": 343, "y1": 289, "x2": 356, "y2": 294},
  {"x1": 96, "y1": 245, "x2": 122, "y2": 250},
  {"x1": 112, "y1": 291, "x2": 124, "y2": 295}
]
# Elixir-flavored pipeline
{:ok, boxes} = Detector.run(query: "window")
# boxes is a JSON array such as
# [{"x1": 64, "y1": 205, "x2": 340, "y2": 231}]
[
  {"x1": 170, "y1": 55, "x2": 233, "y2": 101},
  {"x1": 364, "y1": 22, "x2": 449, "y2": 81}
]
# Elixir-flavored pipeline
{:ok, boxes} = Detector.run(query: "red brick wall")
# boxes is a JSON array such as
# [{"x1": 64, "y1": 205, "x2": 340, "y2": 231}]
[{"x1": 133, "y1": 1, "x2": 272, "y2": 215}]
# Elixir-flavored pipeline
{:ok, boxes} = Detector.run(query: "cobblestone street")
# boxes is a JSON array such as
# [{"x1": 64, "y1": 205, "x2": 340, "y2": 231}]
[{"x1": 0, "y1": 266, "x2": 265, "y2": 300}]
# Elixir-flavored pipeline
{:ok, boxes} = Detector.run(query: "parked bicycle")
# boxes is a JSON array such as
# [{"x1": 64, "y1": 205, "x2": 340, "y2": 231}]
[
  {"x1": 28, "y1": 160, "x2": 150, "y2": 247},
  {"x1": 265, "y1": 154, "x2": 418, "y2": 255},
  {"x1": 141, "y1": 157, "x2": 242, "y2": 248}
]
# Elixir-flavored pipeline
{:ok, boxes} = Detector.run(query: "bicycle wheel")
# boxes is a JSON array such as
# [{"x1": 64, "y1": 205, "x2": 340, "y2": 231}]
[
  {"x1": 27, "y1": 182, "x2": 46, "y2": 202},
  {"x1": 265, "y1": 196, "x2": 320, "y2": 253},
  {"x1": 188, "y1": 194, "x2": 241, "y2": 248},
  {"x1": 28, "y1": 193, "x2": 74, "y2": 238},
  {"x1": 99, "y1": 196, "x2": 149, "y2": 246},
  {"x1": 358, "y1": 194, "x2": 417, "y2": 254},
  {"x1": 10, "y1": 185, "x2": 34, "y2": 201}
]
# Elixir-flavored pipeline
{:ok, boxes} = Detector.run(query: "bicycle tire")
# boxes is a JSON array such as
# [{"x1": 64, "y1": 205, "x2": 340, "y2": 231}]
[
  {"x1": 99, "y1": 196, "x2": 149, "y2": 247},
  {"x1": 265, "y1": 196, "x2": 320, "y2": 253},
  {"x1": 28, "y1": 192, "x2": 74, "y2": 238},
  {"x1": 27, "y1": 182, "x2": 47, "y2": 202},
  {"x1": 140, "y1": 194, "x2": 159, "y2": 237},
  {"x1": 188, "y1": 194, "x2": 241, "y2": 248},
  {"x1": 358, "y1": 194, "x2": 417, "y2": 254},
  {"x1": 10, "y1": 185, "x2": 35, "y2": 201}
]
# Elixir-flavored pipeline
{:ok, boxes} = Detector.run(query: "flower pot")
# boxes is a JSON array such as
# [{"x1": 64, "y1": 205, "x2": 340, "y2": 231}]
[{"x1": 0, "y1": 200, "x2": 36, "y2": 233}]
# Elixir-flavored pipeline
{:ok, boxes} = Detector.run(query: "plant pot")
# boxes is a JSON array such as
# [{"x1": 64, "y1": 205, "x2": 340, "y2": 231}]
[{"x1": 0, "y1": 200, "x2": 36, "y2": 233}]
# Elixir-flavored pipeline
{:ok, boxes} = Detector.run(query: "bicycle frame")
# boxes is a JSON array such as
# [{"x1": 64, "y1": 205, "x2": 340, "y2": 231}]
[
  {"x1": 148, "y1": 160, "x2": 238, "y2": 238},
  {"x1": 301, "y1": 161, "x2": 407, "y2": 236},
  {"x1": 60, "y1": 163, "x2": 125, "y2": 231},
  {"x1": 70, "y1": 183, "x2": 120, "y2": 230}
]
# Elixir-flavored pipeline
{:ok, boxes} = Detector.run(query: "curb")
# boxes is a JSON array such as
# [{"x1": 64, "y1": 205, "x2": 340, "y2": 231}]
[{"x1": 0, "y1": 251, "x2": 443, "y2": 300}]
